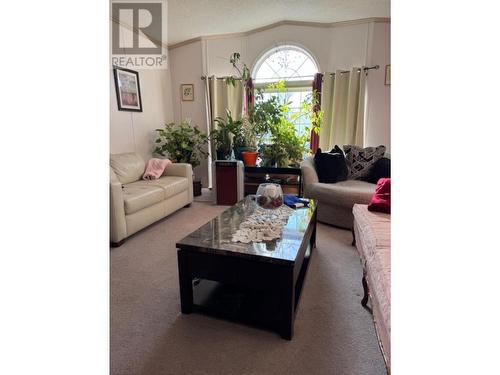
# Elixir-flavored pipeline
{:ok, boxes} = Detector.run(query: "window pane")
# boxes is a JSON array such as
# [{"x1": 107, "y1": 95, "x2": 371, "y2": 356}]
[
  {"x1": 253, "y1": 46, "x2": 317, "y2": 147},
  {"x1": 254, "y1": 46, "x2": 318, "y2": 83}
]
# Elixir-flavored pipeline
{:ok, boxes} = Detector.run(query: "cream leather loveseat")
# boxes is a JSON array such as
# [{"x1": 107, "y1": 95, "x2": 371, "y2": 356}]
[{"x1": 110, "y1": 153, "x2": 193, "y2": 246}]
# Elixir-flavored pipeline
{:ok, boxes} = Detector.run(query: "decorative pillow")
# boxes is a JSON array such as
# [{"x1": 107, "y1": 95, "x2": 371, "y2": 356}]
[
  {"x1": 314, "y1": 146, "x2": 348, "y2": 183},
  {"x1": 368, "y1": 178, "x2": 391, "y2": 213},
  {"x1": 343, "y1": 145, "x2": 386, "y2": 180},
  {"x1": 362, "y1": 157, "x2": 391, "y2": 183}
]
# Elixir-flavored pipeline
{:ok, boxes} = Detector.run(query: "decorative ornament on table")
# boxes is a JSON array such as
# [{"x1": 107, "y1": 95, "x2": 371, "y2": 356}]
[
  {"x1": 231, "y1": 183, "x2": 290, "y2": 244},
  {"x1": 231, "y1": 204, "x2": 294, "y2": 244},
  {"x1": 256, "y1": 183, "x2": 283, "y2": 211}
]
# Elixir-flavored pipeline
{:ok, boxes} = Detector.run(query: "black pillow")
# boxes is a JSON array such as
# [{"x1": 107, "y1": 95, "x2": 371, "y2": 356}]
[
  {"x1": 314, "y1": 147, "x2": 348, "y2": 183},
  {"x1": 362, "y1": 157, "x2": 391, "y2": 183}
]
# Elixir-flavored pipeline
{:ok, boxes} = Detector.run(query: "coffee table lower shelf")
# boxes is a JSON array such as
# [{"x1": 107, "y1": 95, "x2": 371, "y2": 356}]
[{"x1": 177, "y1": 241, "x2": 315, "y2": 340}]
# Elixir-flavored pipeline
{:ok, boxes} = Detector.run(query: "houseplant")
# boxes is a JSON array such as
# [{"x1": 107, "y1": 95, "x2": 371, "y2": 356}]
[
  {"x1": 255, "y1": 81, "x2": 322, "y2": 167},
  {"x1": 211, "y1": 109, "x2": 241, "y2": 160},
  {"x1": 233, "y1": 117, "x2": 258, "y2": 163},
  {"x1": 225, "y1": 53, "x2": 323, "y2": 167},
  {"x1": 153, "y1": 120, "x2": 209, "y2": 195}
]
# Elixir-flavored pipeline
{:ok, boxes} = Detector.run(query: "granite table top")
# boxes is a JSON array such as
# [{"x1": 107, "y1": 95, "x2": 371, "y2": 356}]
[{"x1": 176, "y1": 199, "x2": 316, "y2": 265}]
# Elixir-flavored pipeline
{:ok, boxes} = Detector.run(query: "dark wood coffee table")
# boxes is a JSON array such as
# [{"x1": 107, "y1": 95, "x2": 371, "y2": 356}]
[{"x1": 176, "y1": 200, "x2": 317, "y2": 340}]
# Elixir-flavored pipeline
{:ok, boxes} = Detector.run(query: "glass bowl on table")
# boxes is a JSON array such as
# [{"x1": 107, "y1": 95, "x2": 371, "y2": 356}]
[{"x1": 255, "y1": 183, "x2": 283, "y2": 219}]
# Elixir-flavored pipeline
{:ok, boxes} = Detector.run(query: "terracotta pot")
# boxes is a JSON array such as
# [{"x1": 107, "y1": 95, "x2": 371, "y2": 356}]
[
  {"x1": 241, "y1": 151, "x2": 258, "y2": 166},
  {"x1": 234, "y1": 146, "x2": 254, "y2": 161}
]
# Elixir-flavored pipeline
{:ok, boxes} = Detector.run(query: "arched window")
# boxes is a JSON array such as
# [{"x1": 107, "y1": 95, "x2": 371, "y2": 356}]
[
  {"x1": 252, "y1": 45, "x2": 319, "y2": 136},
  {"x1": 253, "y1": 45, "x2": 318, "y2": 84}
]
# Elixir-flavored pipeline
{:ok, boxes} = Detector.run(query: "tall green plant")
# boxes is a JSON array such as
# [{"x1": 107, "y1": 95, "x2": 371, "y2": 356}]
[
  {"x1": 233, "y1": 117, "x2": 257, "y2": 149},
  {"x1": 211, "y1": 109, "x2": 242, "y2": 155},
  {"x1": 153, "y1": 120, "x2": 208, "y2": 168},
  {"x1": 225, "y1": 52, "x2": 250, "y2": 87},
  {"x1": 255, "y1": 80, "x2": 323, "y2": 167},
  {"x1": 223, "y1": 52, "x2": 324, "y2": 166}
]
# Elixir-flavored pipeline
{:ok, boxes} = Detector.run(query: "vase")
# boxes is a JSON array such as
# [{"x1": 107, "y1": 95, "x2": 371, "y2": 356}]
[{"x1": 255, "y1": 183, "x2": 283, "y2": 219}]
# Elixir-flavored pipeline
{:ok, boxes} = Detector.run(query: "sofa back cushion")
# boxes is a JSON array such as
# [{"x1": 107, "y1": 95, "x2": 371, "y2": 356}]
[
  {"x1": 343, "y1": 145, "x2": 386, "y2": 180},
  {"x1": 361, "y1": 157, "x2": 391, "y2": 184},
  {"x1": 313, "y1": 146, "x2": 348, "y2": 183},
  {"x1": 110, "y1": 153, "x2": 146, "y2": 184}
]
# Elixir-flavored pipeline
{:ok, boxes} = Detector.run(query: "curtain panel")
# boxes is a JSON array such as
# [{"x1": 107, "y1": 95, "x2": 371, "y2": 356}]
[
  {"x1": 203, "y1": 77, "x2": 244, "y2": 187},
  {"x1": 319, "y1": 68, "x2": 366, "y2": 151},
  {"x1": 205, "y1": 76, "x2": 244, "y2": 156},
  {"x1": 310, "y1": 73, "x2": 323, "y2": 153},
  {"x1": 207, "y1": 77, "x2": 244, "y2": 125}
]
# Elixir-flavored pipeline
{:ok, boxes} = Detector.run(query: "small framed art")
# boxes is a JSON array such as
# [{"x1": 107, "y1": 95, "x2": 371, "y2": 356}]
[
  {"x1": 385, "y1": 65, "x2": 391, "y2": 86},
  {"x1": 181, "y1": 84, "x2": 194, "y2": 101},
  {"x1": 113, "y1": 67, "x2": 142, "y2": 112}
]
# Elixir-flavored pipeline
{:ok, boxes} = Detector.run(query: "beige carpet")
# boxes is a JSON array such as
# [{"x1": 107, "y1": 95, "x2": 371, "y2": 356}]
[{"x1": 111, "y1": 200, "x2": 387, "y2": 375}]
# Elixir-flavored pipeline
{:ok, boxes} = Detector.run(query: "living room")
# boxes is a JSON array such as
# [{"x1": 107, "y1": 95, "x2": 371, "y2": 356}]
[
  {"x1": 109, "y1": 3, "x2": 391, "y2": 371},
  {"x1": 2, "y1": 1, "x2": 500, "y2": 375}
]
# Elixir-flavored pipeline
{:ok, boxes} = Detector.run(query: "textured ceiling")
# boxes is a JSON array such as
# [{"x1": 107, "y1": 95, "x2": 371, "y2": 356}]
[{"x1": 167, "y1": 0, "x2": 390, "y2": 44}]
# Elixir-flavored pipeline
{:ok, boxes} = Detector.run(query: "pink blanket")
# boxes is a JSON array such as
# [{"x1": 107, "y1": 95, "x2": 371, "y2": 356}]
[{"x1": 142, "y1": 158, "x2": 172, "y2": 180}]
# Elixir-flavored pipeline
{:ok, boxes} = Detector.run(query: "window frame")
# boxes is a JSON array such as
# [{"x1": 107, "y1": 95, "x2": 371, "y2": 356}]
[{"x1": 251, "y1": 45, "x2": 320, "y2": 86}]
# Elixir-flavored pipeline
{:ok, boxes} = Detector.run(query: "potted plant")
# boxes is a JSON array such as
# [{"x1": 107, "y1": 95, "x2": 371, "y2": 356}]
[
  {"x1": 224, "y1": 53, "x2": 323, "y2": 168},
  {"x1": 233, "y1": 117, "x2": 258, "y2": 163},
  {"x1": 254, "y1": 81, "x2": 323, "y2": 167},
  {"x1": 153, "y1": 120, "x2": 209, "y2": 196},
  {"x1": 211, "y1": 109, "x2": 241, "y2": 160}
]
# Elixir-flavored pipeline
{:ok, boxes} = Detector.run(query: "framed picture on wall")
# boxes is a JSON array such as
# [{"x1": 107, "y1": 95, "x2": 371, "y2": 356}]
[
  {"x1": 385, "y1": 65, "x2": 391, "y2": 86},
  {"x1": 113, "y1": 67, "x2": 143, "y2": 112},
  {"x1": 181, "y1": 84, "x2": 194, "y2": 101}
]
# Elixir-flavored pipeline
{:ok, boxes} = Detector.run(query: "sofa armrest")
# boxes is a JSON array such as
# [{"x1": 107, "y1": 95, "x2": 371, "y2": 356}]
[
  {"x1": 163, "y1": 163, "x2": 193, "y2": 179},
  {"x1": 300, "y1": 157, "x2": 319, "y2": 198},
  {"x1": 163, "y1": 163, "x2": 193, "y2": 202},
  {"x1": 110, "y1": 168, "x2": 127, "y2": 243}
]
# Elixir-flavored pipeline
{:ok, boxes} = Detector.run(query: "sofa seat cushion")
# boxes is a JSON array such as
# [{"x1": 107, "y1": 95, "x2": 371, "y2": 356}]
[
  {"x1": 308, "y1": 180, "x2": 376, "y2": 208},
  {"x1": 122, "y1": 182, "x2": 165, "y2": 215},
  {"x1": 148, "y1": 176, "x2": 189, "y2": 199}
]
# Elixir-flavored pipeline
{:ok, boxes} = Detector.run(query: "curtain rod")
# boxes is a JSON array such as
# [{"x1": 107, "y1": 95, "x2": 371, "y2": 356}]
[
  {"x1": 329, "y1": 65, "x2": 380, "y2": 75},
  {"x1": 200, "y1": 65, "x2": 380, "y2": 80}
]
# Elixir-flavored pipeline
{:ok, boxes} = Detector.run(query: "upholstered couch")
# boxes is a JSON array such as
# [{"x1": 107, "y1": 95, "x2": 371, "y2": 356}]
[
  {"x1": 352, "y1": 204, "x2": 391, "y2": 368},
  {"x1": 300, "y1": 157, "x2": 376, "y2": 228},
  {"x1": 110, "y1": 153, "x2": 193, "y2": 246}
]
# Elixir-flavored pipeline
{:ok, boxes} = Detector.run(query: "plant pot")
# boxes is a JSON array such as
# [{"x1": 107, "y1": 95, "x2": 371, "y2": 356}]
[
  {"x1": 241, "y1": 151, "x2": 258, "y2": 166},
  {"x1": 233, "y1": 146, "x2": 254, "y2": 161},
  {"x1": 193, "y1": 180, "x2": 202, "y2": 197},
  {"x1": 216, "y1": 149, "x2": 230, "y2": 160}
]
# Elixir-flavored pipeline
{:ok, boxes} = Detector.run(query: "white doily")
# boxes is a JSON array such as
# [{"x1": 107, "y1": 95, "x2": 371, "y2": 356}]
[{"x1": 231, "y1": 205, "x2": 294, "y2": 243}]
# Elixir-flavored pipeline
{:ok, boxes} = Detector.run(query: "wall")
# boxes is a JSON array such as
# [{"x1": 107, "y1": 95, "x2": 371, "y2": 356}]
[
  {"x1": 365, "y1": 22, "x2": 391, "y2": 152},
  {"x1": 168, "y1": 20, "x2": 391, "y2": 186},
  {"x1": 168, "y1": 41, "x2": 209, "y2": 184},
  {"x1": 202, "y1": 23, "x2": 370, "y2": 79},
  {"x1": 110, "y1": 20, "x2": 174, "y2": 163},
  {"x1": 110, "y1": 68, "x2": 174, "y2": 160}
]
